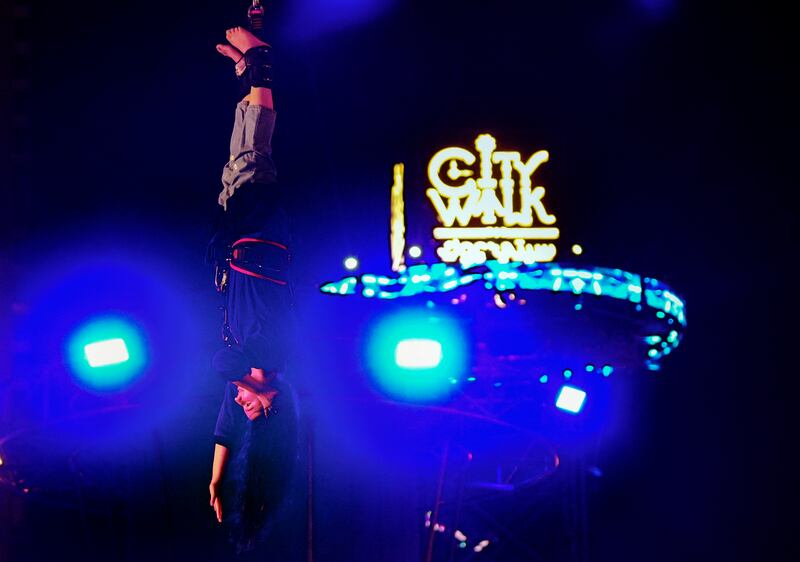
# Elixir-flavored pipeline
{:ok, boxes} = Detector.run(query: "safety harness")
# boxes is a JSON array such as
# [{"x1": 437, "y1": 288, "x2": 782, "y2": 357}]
[{"x1": 215, "y1": 237, "x2": 290, "y2": 344}]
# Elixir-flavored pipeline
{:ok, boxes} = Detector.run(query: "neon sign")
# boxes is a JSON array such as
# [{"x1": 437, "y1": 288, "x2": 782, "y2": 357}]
[
  {"x1": 322, "y1": 131, "x2": 688, "y2": 374},
  {"x1": 424, "y1": 133, "x2": 559, "y2": 267}
]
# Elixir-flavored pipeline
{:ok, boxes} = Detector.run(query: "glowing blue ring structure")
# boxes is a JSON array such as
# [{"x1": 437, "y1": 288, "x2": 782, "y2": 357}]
[{"x1": 320, "y1": 260, "x2": 686, "y2": 370}]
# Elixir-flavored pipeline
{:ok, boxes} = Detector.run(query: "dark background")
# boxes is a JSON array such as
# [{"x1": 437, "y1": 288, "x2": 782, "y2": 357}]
[{"x1": 1, "y1": 0, "x2": 796, "y2": 560}]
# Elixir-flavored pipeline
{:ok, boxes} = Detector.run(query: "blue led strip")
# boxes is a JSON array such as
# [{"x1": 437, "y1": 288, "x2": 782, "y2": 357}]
[{"x1": 320, "y1": 260, "x2": 686, "y2": 369}]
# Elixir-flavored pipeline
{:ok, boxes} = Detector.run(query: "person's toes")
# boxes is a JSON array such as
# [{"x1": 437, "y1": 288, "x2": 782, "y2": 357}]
[
  {"x1": 216, "y1": 42, "x2": 243, "y2": 63},
  {"x1": 227, "y1": 26, "x2": 269, "y2": 54}
]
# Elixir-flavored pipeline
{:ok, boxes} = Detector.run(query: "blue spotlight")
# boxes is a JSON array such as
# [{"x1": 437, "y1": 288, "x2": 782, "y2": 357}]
[
  {"x1": 365, "y1": 308, "x2": 467, "y2": 402},
  {"x1": 395, "y1": 339, "x2": 442, "y2": 369},
  {"x1": 555, "y1": 385, "x2": 587, "y2": 414},
  {"x1": 66, "y1": 316, "x2": 147, "y2": 392},
  {"x1": 84, "y1": 338, "x2": 129, "y2": 367}
]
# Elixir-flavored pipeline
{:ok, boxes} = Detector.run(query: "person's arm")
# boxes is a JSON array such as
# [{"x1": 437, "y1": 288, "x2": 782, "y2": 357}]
[
  {"x1": 210, "y1": 383, "x2": 245, "y2": 522},
  {"x1": 209, "y1": 443, "x2": 229, "y2": 523}
]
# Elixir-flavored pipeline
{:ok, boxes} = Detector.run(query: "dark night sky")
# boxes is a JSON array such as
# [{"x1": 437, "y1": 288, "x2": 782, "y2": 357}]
[{"x1": 1, "y1": 1, "x2": 797, "y2": 560}]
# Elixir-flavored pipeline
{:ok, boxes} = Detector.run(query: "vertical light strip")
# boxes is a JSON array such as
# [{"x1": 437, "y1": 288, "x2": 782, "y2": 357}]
[{"x1": 390, "y1": 163, "x2": 406, "y2": 272}]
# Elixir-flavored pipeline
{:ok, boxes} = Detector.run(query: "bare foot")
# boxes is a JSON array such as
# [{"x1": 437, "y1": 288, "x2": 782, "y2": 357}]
[
  {"x1": 225, "y1": 26, "x2": 269, "y2": 54},
  {"x1": 215, "y1": 42, "x2": 246, "y2": 76}
]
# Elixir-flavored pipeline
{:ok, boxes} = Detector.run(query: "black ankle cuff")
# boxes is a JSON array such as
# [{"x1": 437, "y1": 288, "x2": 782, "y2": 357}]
[
  {"x1": 241, "y1": 45, "x2": 273, "y2": 89},
  {"x1": 243, "y1": 45, "x2": 272, "y2": 65}
]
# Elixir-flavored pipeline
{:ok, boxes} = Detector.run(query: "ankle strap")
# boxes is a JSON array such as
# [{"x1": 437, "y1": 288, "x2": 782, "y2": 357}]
[{"x1": 241, "y1": 45, "x2": 274, "y2": 89}]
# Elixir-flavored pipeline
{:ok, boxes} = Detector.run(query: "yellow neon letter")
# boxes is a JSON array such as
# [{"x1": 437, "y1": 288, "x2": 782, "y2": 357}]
[
  {"x1": 426, "y1": 188, "x2": 479, "y2": 227},
  {"x1": 522, "y1": 185, "x2": 557, "y2": 225},
  {"x1": 474, "y1": 186, "x2": 505, "y2": 225},
  {"x1": 491, "y1": 151, "x2": 533, "y2": 226},
  {"x1": 513, "y1": 150, "x2": 549, "y2": 190},
  {"x1": 513, "y1": 150, "x2": 556, "y2": 225},
  {"x1": 427, "y1": 147, "x2": 477, "y2": 198},
  {"x1": 475, "y1": 134, "x2": 498, "y2": 190}
]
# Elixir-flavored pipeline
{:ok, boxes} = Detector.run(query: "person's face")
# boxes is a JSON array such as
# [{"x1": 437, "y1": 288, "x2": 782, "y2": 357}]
[{"x1": 234, "y1": 385, "x2": 264, "y2": 420}]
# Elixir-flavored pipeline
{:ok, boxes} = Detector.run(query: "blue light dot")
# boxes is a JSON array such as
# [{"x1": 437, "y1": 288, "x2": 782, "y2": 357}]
[
  {"x1": 575, "y1": 303, "x2": 583, "y2": 311},
  {"x1": 648, "y1": 349, "x2": 659, "y2": 358},
  {"x1": 493, "y1": 382, "x2": 503, "y2": 387},
  {"x1": 585, "y1": 364, "x2": 595, "y2": 372},
  {"x1": 467, "y1": 376, "x2": 476, "y2": 382},
  {"x1": 602, "y1": 365, "x2": 613, "y2": 377},
  {"x1": 539, "y1": 375, "x2": 548, "y2": 383},
  {"x1": 563, "y1": 369, "x2": 573, "y2": 379},
  {"x1": 656, "y1": 311, "x2": 666, "y2": 319},
  {"x1": 459, "y1": 542, "x2": 467, "y2": 549}
]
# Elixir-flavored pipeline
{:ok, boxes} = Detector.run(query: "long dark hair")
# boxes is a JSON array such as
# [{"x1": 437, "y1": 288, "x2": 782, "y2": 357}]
[{"x1": 225, "y1": 379, "x2": 298, "y2": 555}]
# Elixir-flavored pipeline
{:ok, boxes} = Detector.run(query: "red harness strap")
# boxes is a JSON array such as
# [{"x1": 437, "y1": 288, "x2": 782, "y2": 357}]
[
  {"x1": 230, "y1": 237, "x2": 289, "y2": 285},
  {"x1": 233, "y1": 237, "x2": 288, "y2": 250}
]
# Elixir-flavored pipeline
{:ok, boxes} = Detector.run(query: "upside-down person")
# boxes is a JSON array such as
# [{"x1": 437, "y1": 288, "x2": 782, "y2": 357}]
[{"x1": 206, "y1": 25, "x2": 298, "y2": 554}]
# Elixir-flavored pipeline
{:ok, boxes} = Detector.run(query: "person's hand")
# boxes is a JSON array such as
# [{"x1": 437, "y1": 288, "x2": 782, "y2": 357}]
[
  {"x1": 209, "y1": 481, "x2": 223, "y2": 523},
  {"x1": 234, "y1": 371, "x2": 279, "y2": 420}
]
